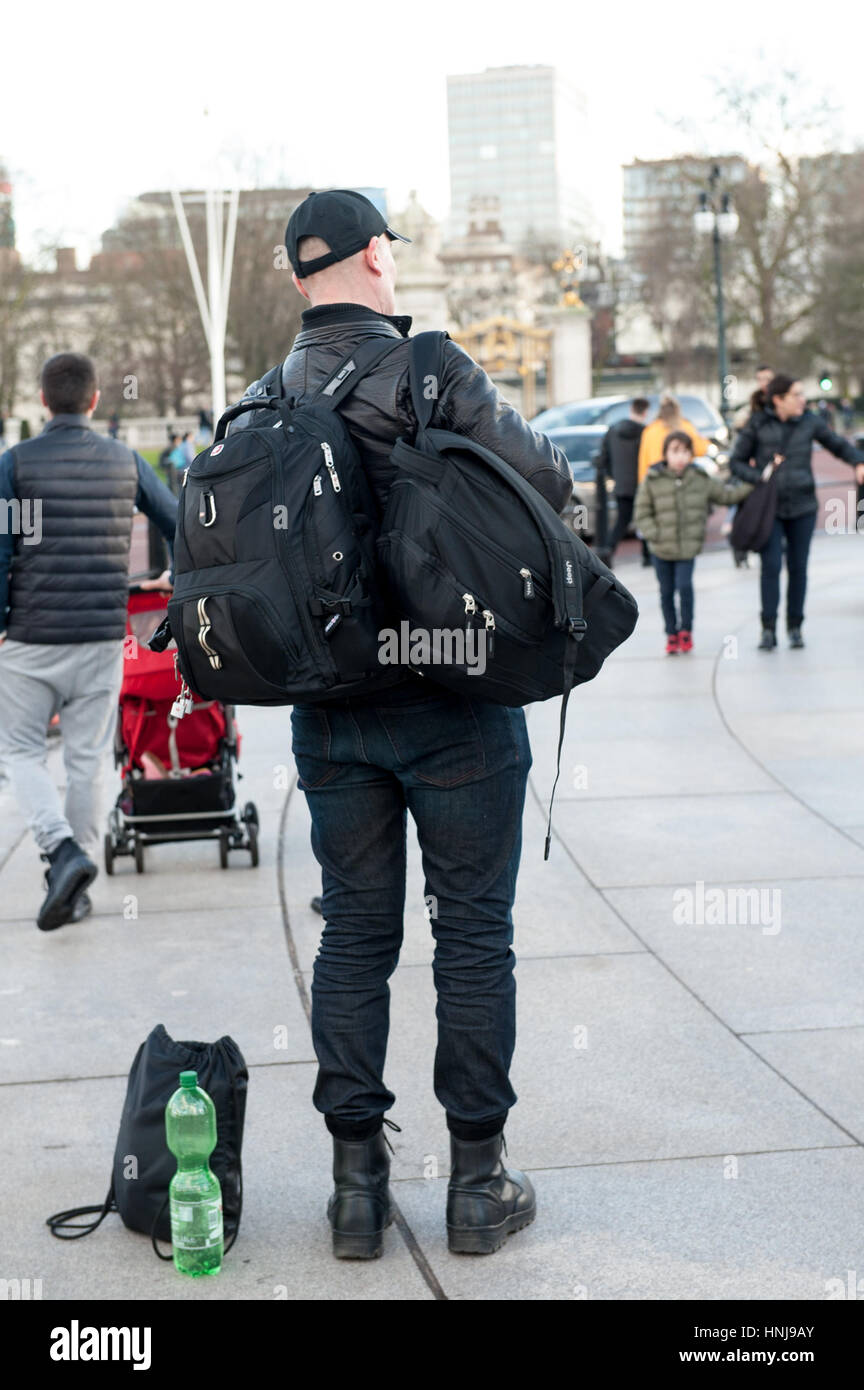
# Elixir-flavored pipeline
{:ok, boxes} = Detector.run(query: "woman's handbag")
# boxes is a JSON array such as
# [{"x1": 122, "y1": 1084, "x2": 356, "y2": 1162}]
[{"x1": 730, "y1": 469, "x2": 778, "y2": 553}]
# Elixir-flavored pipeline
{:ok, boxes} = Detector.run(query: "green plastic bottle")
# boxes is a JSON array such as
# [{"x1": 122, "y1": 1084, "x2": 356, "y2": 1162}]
[{"x1": 165, "y1": 1070, "x2": 223, "y2": 1277}]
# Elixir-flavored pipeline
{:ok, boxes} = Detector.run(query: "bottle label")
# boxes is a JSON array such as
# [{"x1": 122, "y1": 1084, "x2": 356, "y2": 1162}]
[{"x1": 169, "y1": 1195, "x2": 223, "y2": 1250}]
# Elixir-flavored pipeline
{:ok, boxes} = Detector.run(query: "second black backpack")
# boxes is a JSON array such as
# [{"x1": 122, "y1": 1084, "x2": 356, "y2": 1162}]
[{"x1": 378, "y1": 332, "x2": 639, "y2": 704}]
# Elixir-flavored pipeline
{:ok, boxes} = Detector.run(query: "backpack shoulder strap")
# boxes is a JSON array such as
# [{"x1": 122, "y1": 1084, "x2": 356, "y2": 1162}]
[
  {"x1": 255, "y1": 362, "x2": 285, "y2": 400},
  {"x1": 408, "y1": 331, "x2": 449, "y2": 435},
  {"x1": 309, "y1": 335, "x2": 408, "y2": 410}
]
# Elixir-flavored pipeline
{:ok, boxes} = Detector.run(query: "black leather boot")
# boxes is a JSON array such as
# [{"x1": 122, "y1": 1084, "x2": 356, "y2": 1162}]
[
  {"x1": 328, "y1": 1121, "x2": 399, "y2": 1259},
  {"x1": 788, "y1": 625, "x2": 805, "y2": 649},
  {"x1": 37, "y1": 838, "x2": 98, "y2": 932},
  {"x1": 447, "y1": 1131, "x2": 536, "y2": 1255}
]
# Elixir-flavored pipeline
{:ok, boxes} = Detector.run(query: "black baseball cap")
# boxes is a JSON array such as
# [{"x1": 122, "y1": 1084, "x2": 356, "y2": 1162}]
[{"x1": 285, "y1": 189, "x2": 411, "y2": 278}]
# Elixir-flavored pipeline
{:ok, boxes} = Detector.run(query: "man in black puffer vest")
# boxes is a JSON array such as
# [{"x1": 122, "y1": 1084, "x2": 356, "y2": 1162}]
[{"x1": 0, "y1": 353, "x2": 178, "y2": 930}]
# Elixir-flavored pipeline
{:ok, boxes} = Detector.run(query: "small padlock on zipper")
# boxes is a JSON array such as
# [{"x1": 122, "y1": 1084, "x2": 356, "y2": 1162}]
[{"x1": 170, "y1": 678, "x2": 193, "y2": 721}]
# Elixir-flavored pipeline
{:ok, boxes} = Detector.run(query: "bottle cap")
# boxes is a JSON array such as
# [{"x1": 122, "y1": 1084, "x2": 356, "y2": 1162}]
[{"x1": 179, "y1": 1070, "x2": 198, "y2": 1088}]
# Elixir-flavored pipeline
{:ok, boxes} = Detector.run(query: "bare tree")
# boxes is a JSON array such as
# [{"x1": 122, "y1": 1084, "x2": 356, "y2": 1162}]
[
  {"x1": 227, "y1": 212, "x2": 304, "y2": 386},
  {"x1": 807, "y1": 150, "x2": 864, "y2": 394},
  {"x1": 86, "y1": 236, "x2": 210, "y2": 416},
  {"x1": 671, "y1": 72, "x2": 845, "y2": 372},
  {"x1": 0, "y1": 255, "x2": 49, "y2": 414}
]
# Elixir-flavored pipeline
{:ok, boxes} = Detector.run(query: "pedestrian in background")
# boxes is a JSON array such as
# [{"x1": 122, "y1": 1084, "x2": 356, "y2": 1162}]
[
  {"x1": 597, "y1": 397, "x2": 650, "y2": 566},
  {"x1": 158, "y1": 432, "x2": 179, "y2": 477},
  {"x1": 195, "y1": 409, "x2": 213, "y2": 449},
  {"x1": 729, "y1": 373, "x2": 864, "y2": 650},
  {"x1": 635, "y1": 430, "x2": 753, "y2": 655},
  {"x1": 637, "y1": 394, "x2": 711, "y2": 487},
  {"x1": 0, "y1": 353, "x2": 177, "y2": 930}
]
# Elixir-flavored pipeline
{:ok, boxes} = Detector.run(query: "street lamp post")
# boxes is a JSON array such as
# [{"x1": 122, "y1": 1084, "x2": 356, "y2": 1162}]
[{"x1": 694, "y1": 165, "x2": 738, "y2": 431}]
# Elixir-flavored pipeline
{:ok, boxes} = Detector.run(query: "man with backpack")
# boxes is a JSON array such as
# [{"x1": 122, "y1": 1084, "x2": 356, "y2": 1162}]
[
  {"x1": 232, "y1": 189, "x2": 573, "y2": 1258},
  {"x1": 0, "y1": 352, "x2": 178, "y2": 931}
]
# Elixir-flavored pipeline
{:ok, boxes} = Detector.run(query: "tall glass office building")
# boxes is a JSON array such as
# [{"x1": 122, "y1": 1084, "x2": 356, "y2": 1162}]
[{"x1": 446, "y1": 65, "x2": 593, "y2": 250}]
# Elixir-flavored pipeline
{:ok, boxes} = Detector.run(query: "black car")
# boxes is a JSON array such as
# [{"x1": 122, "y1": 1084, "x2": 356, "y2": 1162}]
[{"x1": 544, "y1": 426, "x2": 613, "y2": 539}]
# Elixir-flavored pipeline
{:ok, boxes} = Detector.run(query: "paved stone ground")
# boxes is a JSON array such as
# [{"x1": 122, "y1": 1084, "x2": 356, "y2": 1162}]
[{"x1": 1, "y1": 526, "x2": 862, "y2": 1302}]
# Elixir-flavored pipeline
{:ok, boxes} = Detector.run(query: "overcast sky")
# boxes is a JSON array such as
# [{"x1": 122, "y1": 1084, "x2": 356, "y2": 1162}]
[{"x1": 2, "y1": 0, "x2": 861, "y2": 263}]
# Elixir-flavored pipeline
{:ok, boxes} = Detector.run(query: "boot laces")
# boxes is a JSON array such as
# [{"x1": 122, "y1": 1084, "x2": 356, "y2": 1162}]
[{"x1": 381, "y1": 1116, "x2": 401, "y2": 1155}]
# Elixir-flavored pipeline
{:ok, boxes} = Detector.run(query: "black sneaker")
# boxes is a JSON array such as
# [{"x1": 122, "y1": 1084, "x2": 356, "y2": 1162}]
[
  {"x1": 788, "y1": 627, "x2": 805, "y2": 649},
  {"x1": 758, "y1": 628, "x2": 777, "y2": 651},
  {"x1": 37, "y1": 839, "x2": 98, "y2": 931}
]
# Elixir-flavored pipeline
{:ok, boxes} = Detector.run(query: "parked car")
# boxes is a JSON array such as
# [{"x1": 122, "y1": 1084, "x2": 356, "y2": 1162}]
[
  {"x1": 545, "y1": 426, "x2": 614, "y2": 539},
  {"x1": 533, "y1": 393, "x2": 730, "y2": 463}
]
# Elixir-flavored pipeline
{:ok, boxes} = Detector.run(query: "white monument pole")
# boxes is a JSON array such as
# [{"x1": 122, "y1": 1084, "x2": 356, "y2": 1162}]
[{"x1": 171, "y1": 143, "x2": 239, "y2": 423}]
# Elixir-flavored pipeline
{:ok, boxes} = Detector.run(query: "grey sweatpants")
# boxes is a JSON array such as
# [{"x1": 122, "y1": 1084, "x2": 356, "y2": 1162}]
[{"x1": 0, "y1": 638, "x2": 124, "y2": 857}]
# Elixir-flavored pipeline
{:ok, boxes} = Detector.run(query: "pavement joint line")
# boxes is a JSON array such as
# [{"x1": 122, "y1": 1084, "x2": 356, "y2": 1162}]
[
  {"x1": 386, "y1": 1142, "x2": 860, "y2": 1180},
  {"x1": 524, "y1": 696, "x2": 864, "y2": 1152},
  {"x1": 710, "y1": 568, "x2": 864, "y2": 854},
  {"x1": 277, "y1": 771, "x2": 448, "y2": 1302},
  {"x1": 0, "y1": 1060, "x2": 323, "y2": 1089},
  {"x1": 553, "y1": 790, "x2": 781, "y2": 804},
  {"x1": 597, "y1": 873, "x2": 864, "y2": 889},
  {"x1": 740, "y1": 1023, "x2": 864, "y2": 1037}
]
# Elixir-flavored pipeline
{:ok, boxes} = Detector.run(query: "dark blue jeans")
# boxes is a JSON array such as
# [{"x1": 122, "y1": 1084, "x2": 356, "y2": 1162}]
[
  {"x1": 651, "y1": 556, "x2": 695, "y2": 634},
  {"x1": 290, "y1": 682, "x2": 532, "y2": 1142},
  {"x1": 759, "y1": 511, "x2": 817, "y2": 629}
]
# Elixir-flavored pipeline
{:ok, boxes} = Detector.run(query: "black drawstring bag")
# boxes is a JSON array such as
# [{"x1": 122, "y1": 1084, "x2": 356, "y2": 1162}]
[{"x1": 46, "y1": 1025, "x2": 248, "y2": 1260}]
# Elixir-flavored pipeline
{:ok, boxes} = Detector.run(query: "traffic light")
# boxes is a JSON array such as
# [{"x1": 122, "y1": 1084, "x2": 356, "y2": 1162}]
[{"x1": 820, "y1": 375, "x2": 833, "y2": 391}]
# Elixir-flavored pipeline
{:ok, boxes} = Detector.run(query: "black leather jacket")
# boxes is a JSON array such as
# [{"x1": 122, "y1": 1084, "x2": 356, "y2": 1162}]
[
  {"x1": 235, "y1": 303, "x2": 572, "y2": 515},
  {"x1": 729, "y1": 406, "x2": 863, "y2": 520}
]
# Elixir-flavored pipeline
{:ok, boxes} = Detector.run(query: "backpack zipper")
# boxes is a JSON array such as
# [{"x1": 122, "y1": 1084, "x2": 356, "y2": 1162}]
[
  {"x1": 321, "y1": 441, "x2": 341, "y2": 493},
  {"x1": 312, "y1": 474, "x2": 323, "y2": 497},
  {"x1": 197, "y1": 597, "x2": 222, "y2": 669},
  {"x1": 519, "y1": 567, "x2": 535, "y2": 599},
  {"x1": 481, "y1": 608, "x2": 496, "y2": 658}
]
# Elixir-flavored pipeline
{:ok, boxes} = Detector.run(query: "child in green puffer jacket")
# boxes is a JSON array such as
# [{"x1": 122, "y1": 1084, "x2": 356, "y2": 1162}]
[{"x1": 634, "y1": 431, "x2": 753, "y2": 655}]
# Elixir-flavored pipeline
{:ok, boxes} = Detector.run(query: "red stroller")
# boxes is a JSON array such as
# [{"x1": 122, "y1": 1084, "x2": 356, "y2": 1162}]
[{"x1": 104, "y1": 581, "x2": 259, "y2": 873}]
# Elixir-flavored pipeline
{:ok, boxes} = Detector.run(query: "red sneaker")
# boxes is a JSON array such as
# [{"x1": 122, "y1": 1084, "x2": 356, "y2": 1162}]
[
  {"x1": 678, "y1": 630, "x2": 693, "y2": 653},
  {"x1": 665, "y1": 633, "x2": 679, "y2": 656}
]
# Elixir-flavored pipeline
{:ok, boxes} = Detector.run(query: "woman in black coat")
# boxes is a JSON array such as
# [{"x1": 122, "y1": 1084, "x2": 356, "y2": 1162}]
[{"x1": 729, "y1": 374, "x2": 864, "y2": 650}]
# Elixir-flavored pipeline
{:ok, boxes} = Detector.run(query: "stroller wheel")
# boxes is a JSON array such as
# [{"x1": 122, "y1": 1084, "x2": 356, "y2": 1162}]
[
  {"x1": 219, "y1": 829, "x2": 230, "y2": 870},
  {"x1": 104, "y1": 833, "x2": 115, "y2": 876},
  {"x1": 247, "y1": 820, "x2": 259, "y2": 868},
  {"x1": 134, "y1": 837, "x2": 145, "y2": 874},
  {"x1": 242, "y1": 801, "x2": 259, "y2": 828}
]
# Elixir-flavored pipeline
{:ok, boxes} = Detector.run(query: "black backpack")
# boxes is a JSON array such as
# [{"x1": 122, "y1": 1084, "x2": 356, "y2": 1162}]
[
  {"x1": 158, "y1": 336, "x2": 409, "y2": 707},
  {"x1": 46, "y1": 1025, "x2": 247, "y2": 1258},
  {"x1": 377, "y1": 331, "x2": 639, "y2": 852}
]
